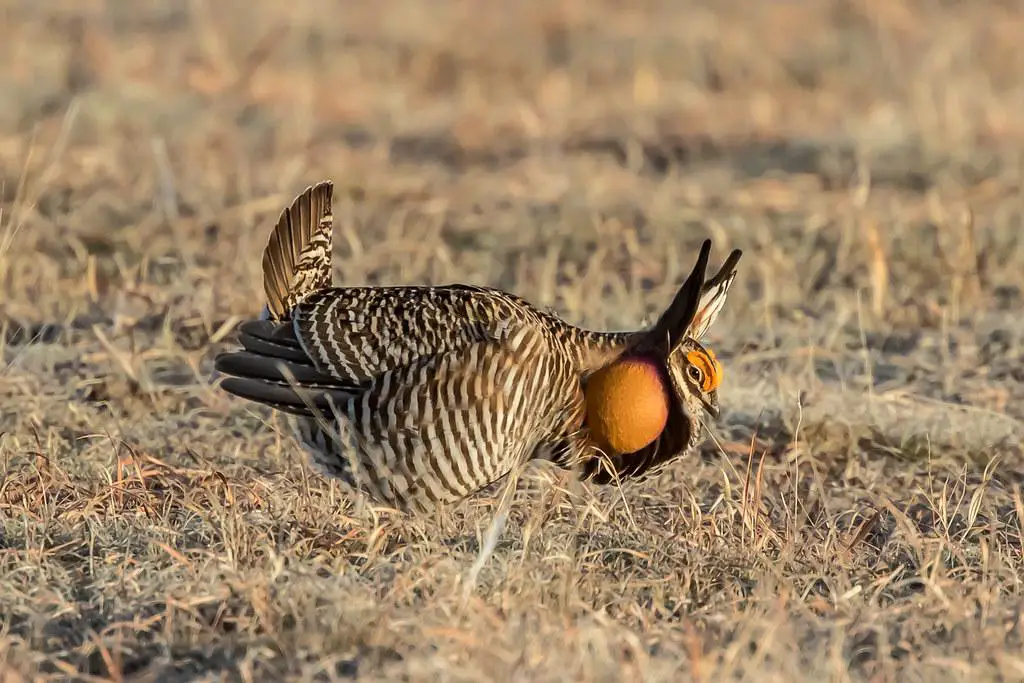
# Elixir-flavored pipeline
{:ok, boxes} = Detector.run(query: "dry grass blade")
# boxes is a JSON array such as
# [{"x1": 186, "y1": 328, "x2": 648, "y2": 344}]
[{"x1": 3, "y1": 1, "x2": 1024, "y2": 681}]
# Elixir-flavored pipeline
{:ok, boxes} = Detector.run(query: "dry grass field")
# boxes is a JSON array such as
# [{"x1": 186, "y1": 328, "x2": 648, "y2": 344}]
[{"x1": 3, "y1": 0, "x2": 1024, "y2": 680}]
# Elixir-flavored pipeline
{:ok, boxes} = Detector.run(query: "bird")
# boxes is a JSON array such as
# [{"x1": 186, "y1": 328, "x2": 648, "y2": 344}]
[{"x1": 213, "y1": 180, "x2": 742, "y2": 514}]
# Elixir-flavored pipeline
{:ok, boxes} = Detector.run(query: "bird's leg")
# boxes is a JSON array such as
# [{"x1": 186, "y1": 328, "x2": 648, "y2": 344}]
[{"x1": 461, "y1": 458, "x2": 526, "y2": 602}]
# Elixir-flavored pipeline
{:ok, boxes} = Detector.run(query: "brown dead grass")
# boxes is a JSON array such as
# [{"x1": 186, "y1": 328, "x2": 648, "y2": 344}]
[{"x1": 2, "y1": 0, "x2": 1024, "y2": 680}]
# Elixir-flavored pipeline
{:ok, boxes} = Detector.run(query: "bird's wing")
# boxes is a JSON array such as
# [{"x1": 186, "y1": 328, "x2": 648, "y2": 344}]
[
  {"x1": 288, "y1": 284, "x2": 528, "y2": 382},
  {"x1": 214, "y1": 286, "x2": 534, "y2": 416}
]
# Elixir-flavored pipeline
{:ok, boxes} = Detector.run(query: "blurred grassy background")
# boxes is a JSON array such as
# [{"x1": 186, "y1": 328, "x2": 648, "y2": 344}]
[{"x1": 2, "y1": 0, "x2": 1024, "y2": 681}]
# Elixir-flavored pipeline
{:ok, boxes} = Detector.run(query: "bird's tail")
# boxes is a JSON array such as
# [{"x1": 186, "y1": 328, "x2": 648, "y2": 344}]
[{"x1": 261, "y1": 180, "x2": 335, "y2": 320}]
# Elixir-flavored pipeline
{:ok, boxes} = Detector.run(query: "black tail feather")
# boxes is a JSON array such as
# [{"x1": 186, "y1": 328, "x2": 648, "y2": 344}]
[
  {"x1": 214, "y1": 318, "x2": 361, "y2": 416},
  {"x1": 216, "y1": 375, "x2": 353, "y2": 416},
  {"x1": 235, "y1": 320, "x2": 310, "y2": 362},
  {"x1": 214, "y1": 350, "x2": 334, "y2": 387}
]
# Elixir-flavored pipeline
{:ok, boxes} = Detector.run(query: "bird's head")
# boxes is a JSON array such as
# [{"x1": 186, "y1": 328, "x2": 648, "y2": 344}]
[{"x1": 584, "y1": 240, "x2": 742, "y2": 457}]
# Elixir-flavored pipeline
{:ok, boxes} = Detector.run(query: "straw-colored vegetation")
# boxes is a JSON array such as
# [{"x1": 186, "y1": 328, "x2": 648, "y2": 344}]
[{"x1": 2, "y1": 1, "x2": 1024, "y2": 680}]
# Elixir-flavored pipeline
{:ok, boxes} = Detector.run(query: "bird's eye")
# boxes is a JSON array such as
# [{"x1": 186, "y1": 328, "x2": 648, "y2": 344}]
[{"x1": 687, "y1": 365, "x2": 703, "y2": 385}]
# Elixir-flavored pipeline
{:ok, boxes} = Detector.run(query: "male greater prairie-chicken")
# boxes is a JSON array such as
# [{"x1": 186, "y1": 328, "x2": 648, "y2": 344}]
[{"x1": 214, "y1": 181, "x2": 742, "y2": 514}]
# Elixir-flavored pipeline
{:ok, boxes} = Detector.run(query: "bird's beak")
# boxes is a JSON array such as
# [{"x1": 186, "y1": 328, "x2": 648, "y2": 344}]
[{"x1": 701, "y1": 392, "x2": 720, "y2": 420}]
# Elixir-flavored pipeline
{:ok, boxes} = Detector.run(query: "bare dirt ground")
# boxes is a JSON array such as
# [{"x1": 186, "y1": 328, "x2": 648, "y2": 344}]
[{"x1": 3, "y1": 0, "x2": 1024, "y2": 680}]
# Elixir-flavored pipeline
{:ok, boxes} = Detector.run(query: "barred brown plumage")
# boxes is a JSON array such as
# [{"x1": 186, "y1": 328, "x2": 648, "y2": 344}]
[{"x1": 213, "y1": 180, "x2": 743, "y2": 513}]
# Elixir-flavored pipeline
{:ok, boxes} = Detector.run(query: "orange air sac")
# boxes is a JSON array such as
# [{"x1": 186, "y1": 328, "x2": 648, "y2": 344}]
[{"x1": 585, "y1": 356, "x2": 669, "y2": 454}]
